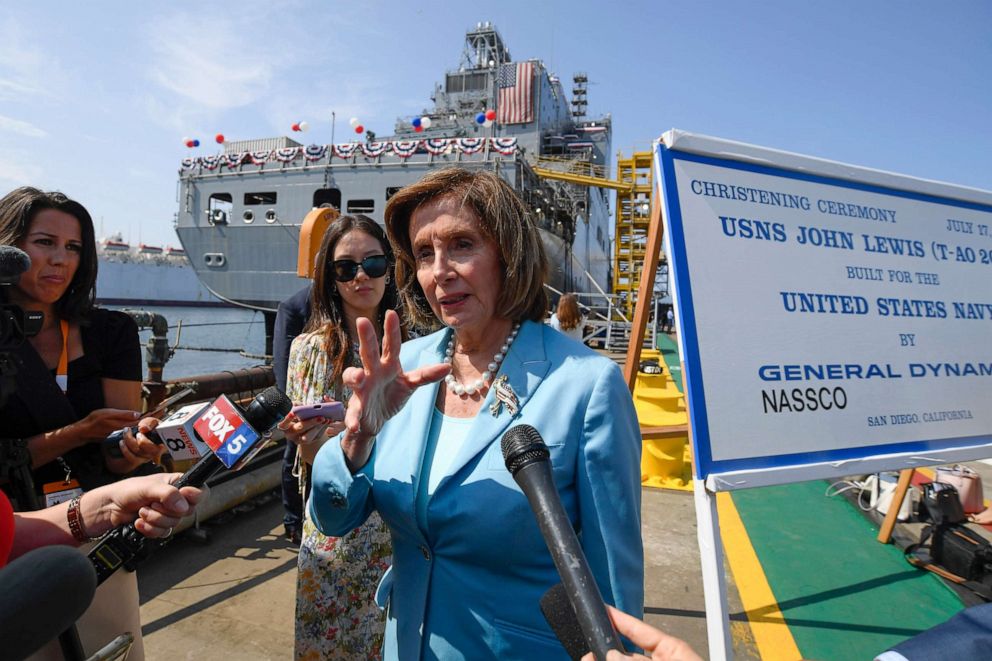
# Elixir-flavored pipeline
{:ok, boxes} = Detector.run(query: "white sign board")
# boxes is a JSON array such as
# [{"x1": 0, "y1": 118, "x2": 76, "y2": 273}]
[{"x1": 657, "y1": 131, "x2": 992, "y2": 490}]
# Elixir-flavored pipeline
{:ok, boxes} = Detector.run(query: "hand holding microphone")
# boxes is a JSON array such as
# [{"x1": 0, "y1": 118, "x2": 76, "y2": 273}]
[{"x1": 88, "y1": 386, "x2": 292, "y2": 584}]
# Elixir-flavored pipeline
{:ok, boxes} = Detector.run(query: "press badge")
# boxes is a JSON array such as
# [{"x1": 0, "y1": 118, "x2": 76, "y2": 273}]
[{"x1": 43, "y1": 479, "x2": 83, "y2": 508}]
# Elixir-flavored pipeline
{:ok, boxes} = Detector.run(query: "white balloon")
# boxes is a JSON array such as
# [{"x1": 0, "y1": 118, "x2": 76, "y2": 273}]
[
  {"x1": 420, "y1": 116, "x2": 432, "y2": 129},
  {"x1": 349, "y1": 117, "x2": 359, "y2": 127},
  {"x1": 299, "y1": 121, "x2": 309, "y2": 132},
  {"x1": 181, "y1": 136, "x2": 191, "y2": 145},
  {"x1": 483, "y1": 118, "x2": 494, "y2": 127}
]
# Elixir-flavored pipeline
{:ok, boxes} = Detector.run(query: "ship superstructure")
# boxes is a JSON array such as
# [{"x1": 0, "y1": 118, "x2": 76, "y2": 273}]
[{"x1": 176, "y1": 23, "x2": 613, "y2": 323}]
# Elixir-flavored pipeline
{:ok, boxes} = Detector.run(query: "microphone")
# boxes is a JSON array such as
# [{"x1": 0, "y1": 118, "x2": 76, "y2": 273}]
[
  {"x1": 0, "y1": 245, "x2": 31, "y2": 282},
  {"x1": 88, "y1": 386, "x2": 292, "y2": 584},
  {"x1": 501, "y1": 424, "x2": 624, "y2": 659},
  {"x1": 0, "y1": 545, "x2": 97, "y2": 660},
  {"x1": 103, "y1": 401, "x2": 212, "y2": 461}
]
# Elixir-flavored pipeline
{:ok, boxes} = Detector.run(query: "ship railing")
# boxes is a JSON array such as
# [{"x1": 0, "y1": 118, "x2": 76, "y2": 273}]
[
  {"x1": 531, "y1": 155, "x2": 609, "y2": 181},
  {"x1": 544, "y1": 284, "x2": 646, "y2": 352}
]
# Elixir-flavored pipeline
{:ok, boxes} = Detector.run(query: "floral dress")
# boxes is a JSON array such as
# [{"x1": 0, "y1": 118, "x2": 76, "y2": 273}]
[{"x1": 287, "y1": 331, "x2": 392, "y2": 660}]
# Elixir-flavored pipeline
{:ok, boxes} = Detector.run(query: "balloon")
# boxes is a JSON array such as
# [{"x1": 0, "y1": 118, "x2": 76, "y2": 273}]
[
  {"x1": 181, "y1": 136, "x2": 191, "y2": 145},
  {"x1": 192, "y1": 139, "x2": 200, "y2": 147},
  {"x1": 483, "y1": 118, "x2": 493, "y2": 127},
  {"x1": 485, "y1": 109, "x2": 496, "y2": 121},
  {"x1": 215, "y1": 133, "x2": 225, "y2": 144},
  {"x1": 420, "y1": 116, "x2": 432, "y2": 129},
  {"x1": 185, "y1": 140, "x2": 194, "y2": 148},
  {"x1": 475, "y1": 112, "x2": 486, "y2": 124},
  {"x1": 355, "y1": 125, "x2": 364, "y2": 134},
  {"x1": 349, "y1": 117, "x2": 359, "y2": 127},
  {"x1": 299, "y1": 121, "x2": 309, "y2": 132},
  {"x1": 291, "y1": 122, "x2": 300, "y2": 132},
  {"x1": 411, "y1": 117, "x2": 421, "y2": 128},
  {"x1": 414, "y1": 125, "x2": 423, "y2": 132}
]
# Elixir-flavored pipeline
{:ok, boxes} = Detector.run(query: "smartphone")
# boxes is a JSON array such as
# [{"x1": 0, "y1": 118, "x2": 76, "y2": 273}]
[{"x1": 290, "y1": 401, "x2": 345, "y2": 422}]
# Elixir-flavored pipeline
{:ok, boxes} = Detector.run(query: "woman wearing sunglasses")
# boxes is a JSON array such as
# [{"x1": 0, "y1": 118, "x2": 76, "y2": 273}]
[{"x1": 278, "y1": 214, "x2": 405, "y2": 659}]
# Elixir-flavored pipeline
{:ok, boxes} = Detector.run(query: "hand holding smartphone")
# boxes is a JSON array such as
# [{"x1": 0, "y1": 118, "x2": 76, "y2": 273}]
[{"x1": 290, "y1": 401, "x2": 345, "y2": 422}]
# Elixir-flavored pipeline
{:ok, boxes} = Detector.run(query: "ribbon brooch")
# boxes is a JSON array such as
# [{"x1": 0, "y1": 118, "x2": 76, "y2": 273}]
[{"x1": 489, "y1": 374, "x2": 520, "y2": 417}]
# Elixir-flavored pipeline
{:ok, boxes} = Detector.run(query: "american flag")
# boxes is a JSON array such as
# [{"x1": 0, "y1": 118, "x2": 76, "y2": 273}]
[{"x1": 497, "y1": 61, "x2": 534, "y2": 125}]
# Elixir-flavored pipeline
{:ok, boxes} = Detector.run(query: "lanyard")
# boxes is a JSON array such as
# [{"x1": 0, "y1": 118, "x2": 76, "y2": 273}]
[{"x1": 56, "y1": 319, "x2": 69, "y2": 393}]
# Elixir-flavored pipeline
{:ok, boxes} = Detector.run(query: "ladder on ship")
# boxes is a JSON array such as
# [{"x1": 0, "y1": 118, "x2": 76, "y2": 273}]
[{"x1": 532, "y1": 152, "x2": 669, "y2": 321}]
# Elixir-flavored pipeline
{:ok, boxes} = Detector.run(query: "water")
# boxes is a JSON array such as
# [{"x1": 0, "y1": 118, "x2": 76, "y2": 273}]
[{"x1": 110, "y1": 305, "x2": 270, "y2": 378}]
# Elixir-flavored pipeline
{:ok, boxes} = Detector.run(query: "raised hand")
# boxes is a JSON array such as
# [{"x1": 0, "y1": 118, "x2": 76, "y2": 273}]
[{"x1": 340, "y1": 310, "x2": 450, "y2": 471}]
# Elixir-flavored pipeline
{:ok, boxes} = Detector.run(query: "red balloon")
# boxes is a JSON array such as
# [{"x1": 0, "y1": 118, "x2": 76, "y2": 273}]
[
  {"x1": 291, "y1": 123, "x2": 300, "y2": 132},
  {"x1": 355, "y1": 125, "x2": 364, "y2": 134},
  {"x1": 485, "y1": 109, "x2": 496, "y2": 121},
  {"x1": 414, "y1": 125, "x2": 424, "y2": 133},
  {"x1": 215, "y1": 133, "x2": 225, "y2": 144},
  {"x1": 185, "y1": 140, "x2": 195, "y2": 148}
]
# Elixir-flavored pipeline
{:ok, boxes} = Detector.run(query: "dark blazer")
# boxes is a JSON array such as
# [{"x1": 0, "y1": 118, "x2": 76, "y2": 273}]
[
  {"x1": 310, "y1": 320, "x2": 644, "y2": 660},
  {"x1": 272, "y1": 284, "x2": 312, "y2": 392}
]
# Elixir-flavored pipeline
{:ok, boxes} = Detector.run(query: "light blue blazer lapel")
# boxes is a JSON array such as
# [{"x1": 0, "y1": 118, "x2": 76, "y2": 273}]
[
  {"x1": 403, "y1": 335, "x2": 446, "y2": 504},
  {"x1": 444, "y1": 320, "x2": 551, "y2": 480}
]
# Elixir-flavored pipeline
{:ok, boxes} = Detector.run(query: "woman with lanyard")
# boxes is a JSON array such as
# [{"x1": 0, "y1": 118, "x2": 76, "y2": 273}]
[
  {"x1": 0, "y1": 187, "x2": 163, "y2": 508},
  {"x1": 0, "y1": 187, "x2": 165, "y2": 660}
]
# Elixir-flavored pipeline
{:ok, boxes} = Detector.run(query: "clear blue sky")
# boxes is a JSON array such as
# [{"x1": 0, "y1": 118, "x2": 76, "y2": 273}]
[{"x1": 1, "y1": 1, "x2": 989, "y2": 247}]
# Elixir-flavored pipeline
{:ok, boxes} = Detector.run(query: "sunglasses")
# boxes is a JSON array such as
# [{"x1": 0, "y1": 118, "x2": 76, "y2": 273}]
[{"x1": 332, "y1": 254, "x2": 388, "y2": 282}]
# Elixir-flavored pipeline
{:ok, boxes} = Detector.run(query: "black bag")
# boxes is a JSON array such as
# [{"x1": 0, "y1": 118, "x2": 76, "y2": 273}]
[
  {"x1": 922, "y1": 481, "x2": 967, "y2": 526},
  {"x1": 932, "y1": 525, "x2": 992, "y2": 581},
  {"x1": 908, "y1": 482, "x2": 992, "y2": 601}
]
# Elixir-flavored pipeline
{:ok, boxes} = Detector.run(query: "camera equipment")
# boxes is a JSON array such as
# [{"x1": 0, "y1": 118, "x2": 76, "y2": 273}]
[{"x1": 0, "y1": 245, "x2": 43, "y2": 407}]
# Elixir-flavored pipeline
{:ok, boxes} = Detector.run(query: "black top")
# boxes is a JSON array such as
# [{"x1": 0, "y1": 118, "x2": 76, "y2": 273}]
[{"x1": 0, "y1": 308, "x2": 141, "y2": 499}]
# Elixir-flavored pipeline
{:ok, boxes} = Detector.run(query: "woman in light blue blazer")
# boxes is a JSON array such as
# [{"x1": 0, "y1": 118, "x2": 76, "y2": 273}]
[{"x1": 310, "y1": 168, "x2": 643, "y2": 660}]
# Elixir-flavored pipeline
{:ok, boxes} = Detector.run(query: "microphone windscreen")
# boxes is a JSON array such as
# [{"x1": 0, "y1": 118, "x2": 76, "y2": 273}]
[
  {"x1": 500, "y1": 424, "x2": 550, "y2": 475},
  {"x1": 245, "y1": 386, "x2": 293, "y2": 432},
  {"x1": 541, "y1": 582, "x2": 590, "y2": 661},
  {"x1": 0, "y1": 545, "x2": 97, "y2": 659},
  {"x1": 0, "y1": 245, "x2": 30, "y2": 279}
]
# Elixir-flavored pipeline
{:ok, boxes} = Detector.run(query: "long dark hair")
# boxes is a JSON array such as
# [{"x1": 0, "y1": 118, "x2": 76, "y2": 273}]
[
  {"x1": 0, "y1": 186, "x2": 97, "y2": 322},
  {"x1": 304, "y1": 214, "x2": 403, "y2": 384}
]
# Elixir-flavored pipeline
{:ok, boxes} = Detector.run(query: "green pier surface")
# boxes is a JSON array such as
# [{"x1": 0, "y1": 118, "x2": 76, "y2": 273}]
[{"x1": 731, "y1": 481, "x2": 964, "y2": 660}]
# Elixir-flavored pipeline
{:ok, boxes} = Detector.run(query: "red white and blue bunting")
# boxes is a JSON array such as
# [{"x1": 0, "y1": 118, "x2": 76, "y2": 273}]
[
  {"x1": 249, "y1": 150, "x2": 272, "y2": 165},
  {"x1": 304, "y1": 144, "x2": 327, "y2": 161},
  {"x1": 455, "y1": 138, "x2": 485, "y2": 154},
  {"x1": 391, "y1": 140, "x2": 419, "y2": 158},
  {"x1": 274, "y1": 147, "x2": 300, "y2": 163},
  {"x1": 490, "y1": 137, "x2": 518, "y2": 156},
  {"x1": 223, "y1": 152, "x2": 246, "y2": 169},
  {"x1": 333, "y1": 143, "x2": 358, "y2": 159},
  {"x1": 360, "y1": 142, "x2": 389, "y2": 158},
  {"x1": 423, "y1": 138, "x2": 451, "y2": 155},
  {"x1": 180, "y1": 137, "x2": 520, "y2": 171}
]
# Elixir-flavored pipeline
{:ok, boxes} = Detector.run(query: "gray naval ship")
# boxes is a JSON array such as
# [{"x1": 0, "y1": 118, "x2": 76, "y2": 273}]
[{"x1": 176, "y1": 23, "x2": 613, "y2": 337}]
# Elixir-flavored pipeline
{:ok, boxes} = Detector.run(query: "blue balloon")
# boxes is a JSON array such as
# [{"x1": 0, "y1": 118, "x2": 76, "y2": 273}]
[
  {"x1": 475, "y1": 112, "x2": 486, "y2": 124},
  {"x1": 192, "y1": 139, "x2": 200, "y2": 147},
  {"x1": 412, "y1": 117, "x2": 421, "y2": 128}
]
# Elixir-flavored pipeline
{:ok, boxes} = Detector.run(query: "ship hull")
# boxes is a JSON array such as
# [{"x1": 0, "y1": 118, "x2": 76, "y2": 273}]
[{"x1": 96, "y1": 259, "x2": 226, "y2": 307}]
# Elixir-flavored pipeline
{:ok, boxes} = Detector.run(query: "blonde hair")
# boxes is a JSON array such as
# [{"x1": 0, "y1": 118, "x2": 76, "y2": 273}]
[
  {"x1": 556, "y1": 293, "x2": 581, "y2": 330},
  {"x1": 384, "y1": 168, "x2": 548, "y2": 330}
]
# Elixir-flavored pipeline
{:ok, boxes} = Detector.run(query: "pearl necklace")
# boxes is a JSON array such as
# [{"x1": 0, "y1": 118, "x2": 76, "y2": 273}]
[{"x1": 443, "y1": 322, "x2": 521, "y2": 396}]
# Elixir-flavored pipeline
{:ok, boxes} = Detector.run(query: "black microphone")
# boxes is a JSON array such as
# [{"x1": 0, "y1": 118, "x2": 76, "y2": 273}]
[
  {"x1": 88, "y1": 386, "x2": 292, "y2": 584},
  {"x1": 0, "y1": 245, "x2": 31, "y2": 282},
  {"x1": 0, "y1": 545, "x2": 97, "y2": 660},
  {"x1": 501, "y1": 424, "x2": 624, "y2": 660}
]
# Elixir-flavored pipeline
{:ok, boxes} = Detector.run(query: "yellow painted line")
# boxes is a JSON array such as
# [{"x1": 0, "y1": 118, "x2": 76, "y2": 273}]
[{"x1": 717, "y1": 492, "x2": 803, "y2": 661}]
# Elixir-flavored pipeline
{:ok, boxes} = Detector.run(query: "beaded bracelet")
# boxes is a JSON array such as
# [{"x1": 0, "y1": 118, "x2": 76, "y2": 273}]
[{"x1": 66, "y1": 495, "x2": 91, "y2": 543}]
